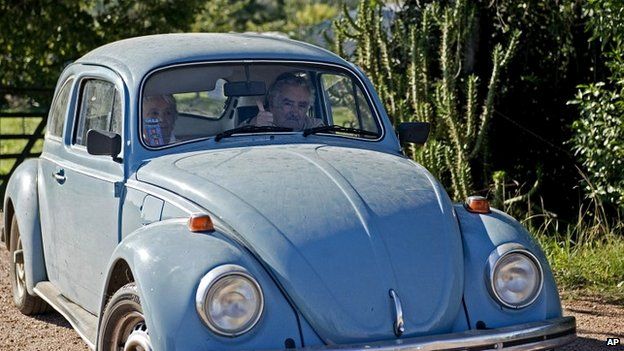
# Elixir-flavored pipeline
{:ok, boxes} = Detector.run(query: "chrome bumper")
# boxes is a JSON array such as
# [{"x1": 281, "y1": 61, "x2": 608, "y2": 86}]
[{"x1": 311, "y1": 316, "x2": 576, "y2": 351}]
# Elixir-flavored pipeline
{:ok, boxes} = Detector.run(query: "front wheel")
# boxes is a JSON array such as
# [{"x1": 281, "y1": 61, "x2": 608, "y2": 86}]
[
  {"x1": 8, "y1": 214, "x2": 49, "y2": 315},
  {"x1": 98, "y1": 283, "x2": 152, "y2": 351}
]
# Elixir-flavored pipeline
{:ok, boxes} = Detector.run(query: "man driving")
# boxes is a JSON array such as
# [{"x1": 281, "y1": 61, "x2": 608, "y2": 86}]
[{"x1": 246, "y1": 73, "x2": 324, "y2": 131}]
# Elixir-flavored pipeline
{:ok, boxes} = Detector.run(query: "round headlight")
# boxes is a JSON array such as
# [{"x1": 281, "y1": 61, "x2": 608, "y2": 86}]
[
  {"x1": 487, "y1": 245, "x2": 543, "y2": 309},
  {"x1": 196, "y1": 265, "x2": 264, "y2": 336}
]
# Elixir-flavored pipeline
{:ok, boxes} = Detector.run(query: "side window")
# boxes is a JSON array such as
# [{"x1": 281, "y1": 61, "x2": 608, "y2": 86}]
[
  {"x1": 47, "y1": 79, "x2": 74, "y2": 138},
  {"x1": 320, "y1": 74, "x2": 379, "y2": 134},
  {"x1": 75, "y1": 79, "x2": 122, "y2": 146}
]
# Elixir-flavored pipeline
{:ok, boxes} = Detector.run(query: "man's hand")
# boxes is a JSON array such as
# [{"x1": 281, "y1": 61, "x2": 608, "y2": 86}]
[{"x1": 253, "y1": 100, "x2": 274, "y2": 126}]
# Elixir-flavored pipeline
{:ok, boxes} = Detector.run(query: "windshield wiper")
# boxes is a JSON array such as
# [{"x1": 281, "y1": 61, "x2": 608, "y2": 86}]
[
  {"x1": 302, "y1": 125, "x2": 379, "y2": 138},
  {"x1": 214, "y1": 125, "x2": 293, "y2": 142}
]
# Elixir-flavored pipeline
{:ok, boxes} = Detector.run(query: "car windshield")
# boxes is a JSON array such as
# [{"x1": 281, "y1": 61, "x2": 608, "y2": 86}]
[{"x1": 140, "y1": 63, "x2": 381, "y2": 147}]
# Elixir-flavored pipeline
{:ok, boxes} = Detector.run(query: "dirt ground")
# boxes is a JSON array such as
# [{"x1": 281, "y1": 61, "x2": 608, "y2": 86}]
[
  {"x1": 559, "y1": 295, "x2": 624, "y2": 351},
  {"x1": 0, "y1": 215, "x2": 622, "y2": 350}
]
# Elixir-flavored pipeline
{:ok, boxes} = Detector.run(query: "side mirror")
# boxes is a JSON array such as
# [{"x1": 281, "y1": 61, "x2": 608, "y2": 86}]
[
  {"x1": 397, "y1": 122, "x2": 430, "y2": 145},
  {"x1": 87, "y1": 129, "x2": 122, "y2": 160}
]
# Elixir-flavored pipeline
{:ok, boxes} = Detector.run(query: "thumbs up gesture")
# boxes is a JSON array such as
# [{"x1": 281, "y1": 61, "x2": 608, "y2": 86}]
[{"x1": 254, "y1": 100, "x2": 274, "y2": 126}]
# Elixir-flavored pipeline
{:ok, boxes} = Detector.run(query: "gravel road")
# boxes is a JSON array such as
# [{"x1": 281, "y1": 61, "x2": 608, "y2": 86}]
[{"x1": 0, "y1": 215, "x2": 622, "y2": 350}]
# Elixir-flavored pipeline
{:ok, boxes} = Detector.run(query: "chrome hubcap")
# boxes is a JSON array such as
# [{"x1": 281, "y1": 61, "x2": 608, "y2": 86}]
[
  {"x1": 123, "y1": 323, "x2": 151, "y2": 351},
  {"x1": 14, "y1": 238, "x2": 25, "y2": 299},
  {"x1": 112, "y1": 312, "x2": 152, "y2": 351}
]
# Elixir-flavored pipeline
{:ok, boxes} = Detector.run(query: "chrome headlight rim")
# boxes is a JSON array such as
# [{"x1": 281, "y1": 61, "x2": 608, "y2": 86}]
[
  {"x1": 195, "y1": 264, "x2": 264, "y2": 337},
  {"x1": 486, "y1": 243, "x2": 544, "y2": 309}
]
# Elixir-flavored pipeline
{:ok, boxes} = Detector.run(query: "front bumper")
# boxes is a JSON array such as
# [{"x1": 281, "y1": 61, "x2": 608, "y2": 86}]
[{"x1": 311, "y1": 316, "x2": 575, "y2": 351}]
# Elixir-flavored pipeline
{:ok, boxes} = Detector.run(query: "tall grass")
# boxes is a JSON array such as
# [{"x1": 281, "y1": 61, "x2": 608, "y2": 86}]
[
  {"x1": 537, "y1": 232, "x2": 624, "y2": 300},
  {"x1": 494, "y1": 171, "x2": 624, "y2": 300}
]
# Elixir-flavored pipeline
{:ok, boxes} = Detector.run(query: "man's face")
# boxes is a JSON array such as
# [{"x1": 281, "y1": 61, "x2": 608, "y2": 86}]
[
  {"x1": 143, "y1": 96, "x2": 176, "y2": 142},
  {"x1": 271, "y1": 85, "x2": 311, "y2": 130}
]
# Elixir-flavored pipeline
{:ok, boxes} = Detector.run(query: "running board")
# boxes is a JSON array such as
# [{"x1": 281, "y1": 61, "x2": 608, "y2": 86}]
[{"x1": 34, "y1": 282, "x2": 97, "y2": 350}]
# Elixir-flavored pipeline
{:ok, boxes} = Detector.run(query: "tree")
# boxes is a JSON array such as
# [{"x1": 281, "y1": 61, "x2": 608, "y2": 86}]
[
  {"x1": 0, "y1": 0, "x2": 203, "y2": 108},
  {"x1": 0, "y1": 1, "x2": 100, "y2": 90},
  {"x1": 191, "y1": 0, "x2": 338, "y2": 42}
]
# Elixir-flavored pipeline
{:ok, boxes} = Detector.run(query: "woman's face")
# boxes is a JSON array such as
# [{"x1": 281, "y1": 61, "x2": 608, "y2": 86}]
[{"x1": 143, "y1": 96, "x2": 177, "y2": 142}]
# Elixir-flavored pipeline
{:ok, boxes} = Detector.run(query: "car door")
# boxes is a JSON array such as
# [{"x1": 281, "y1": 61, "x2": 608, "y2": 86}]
[
  {"x1": 41, "y1": 67, "x2": 125, "y2": 314},
  {"x1": 39, "y1": 77, "x2": 76, "y2": 288}
]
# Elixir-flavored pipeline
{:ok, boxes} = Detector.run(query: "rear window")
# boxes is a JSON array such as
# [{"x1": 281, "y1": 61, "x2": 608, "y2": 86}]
[{"x1": 47, "y1": 79, "x2": 74, "y2": 138}]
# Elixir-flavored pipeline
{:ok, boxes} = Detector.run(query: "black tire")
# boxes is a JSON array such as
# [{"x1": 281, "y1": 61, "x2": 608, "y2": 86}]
[
  {"x1": 98, "y1": 283, "x2": 152, "y2": 351},
  {"x1": 8, "y1": 214, "x2": 49, "y2": 315}
]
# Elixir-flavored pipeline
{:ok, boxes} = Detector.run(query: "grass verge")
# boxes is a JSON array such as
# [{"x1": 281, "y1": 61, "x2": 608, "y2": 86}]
[
  {"x1": 535, "y1": 232, "x2": 624, "y2": 303},
  {"x1": 505, "y1": 179, "x2": 624, "y2": 303}
]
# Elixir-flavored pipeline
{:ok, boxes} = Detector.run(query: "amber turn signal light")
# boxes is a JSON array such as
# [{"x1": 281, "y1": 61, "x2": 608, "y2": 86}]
[
  {"x1": 188, "y1": 214, "x2": 215, "y2": 232},
  {"x1": 465, "y1": 196, "x2": 491, "y2": 214}
]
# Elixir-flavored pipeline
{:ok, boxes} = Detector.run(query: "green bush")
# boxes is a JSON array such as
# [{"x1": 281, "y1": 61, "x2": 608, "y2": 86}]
[
  {"x1": 569, "y1": 83, "x2": 624, "y2": 211},
  {"x1": 569, "y1": 0, "x2": 624, "y2": 215}
]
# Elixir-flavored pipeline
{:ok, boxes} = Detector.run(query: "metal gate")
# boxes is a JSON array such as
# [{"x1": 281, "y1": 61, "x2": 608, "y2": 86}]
[
  {"x1": 0, "y1": 87, "x2": 51, "y2": 206},
  {"x1": 0, "y1": 112, "x2": 48, "y2": 203}
]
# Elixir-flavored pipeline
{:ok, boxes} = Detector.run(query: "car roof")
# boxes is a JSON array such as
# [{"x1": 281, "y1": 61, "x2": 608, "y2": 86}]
[{"x1": 75, "y1": 33, "x2": 349, "y2": 87}]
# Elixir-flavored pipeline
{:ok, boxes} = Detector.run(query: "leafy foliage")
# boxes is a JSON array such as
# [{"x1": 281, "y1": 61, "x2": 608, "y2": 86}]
[
  {"x1": 192, "y1": 0, "x2": 283, "y2": 33},
  {"x1": 570, "y1": 83, "x2": 624, "y2": 210},
  {"x1": 0, "y1": 0, "x2": 208, "y2": 109},
  {"x1": 191, "y1": 0, "x2": 338, "y2": 43},
  {"x1": 92, "y1": 0, "x2": 204, "y2": 40},
  {"x1": 0, "y1": 1, "x2": 99, "y2": 90},
  {"x1": 568, "y1": 0, "x2": 624, "y2": 214}
]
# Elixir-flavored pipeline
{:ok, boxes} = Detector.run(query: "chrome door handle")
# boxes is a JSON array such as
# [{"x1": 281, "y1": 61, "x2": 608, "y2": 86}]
[
  {"x1": 389, "y1": 289, "x2": 405, "y2": 337},
  {"x1": 52, "y1": 169, "x2": 66, "y2": 183}
]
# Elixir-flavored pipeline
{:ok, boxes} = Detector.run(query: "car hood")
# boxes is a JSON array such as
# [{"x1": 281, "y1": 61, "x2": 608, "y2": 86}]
[{"x1": 136, "y1": 144, "x2": 464, "y2": 344}]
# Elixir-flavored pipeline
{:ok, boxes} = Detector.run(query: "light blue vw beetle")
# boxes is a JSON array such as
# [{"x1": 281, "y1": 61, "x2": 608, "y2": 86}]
[{"x1": 2, "y1": 34, "x2": 575, "y2": 351}]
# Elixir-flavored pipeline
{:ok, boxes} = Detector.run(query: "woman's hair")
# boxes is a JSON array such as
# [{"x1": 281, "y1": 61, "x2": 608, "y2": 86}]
[
  {"x1": 142, "y1": 94, "x2": 177, "y2": 110},
  {"x1": 267, "y1": 72, "x2": 314, "y2": 108}
]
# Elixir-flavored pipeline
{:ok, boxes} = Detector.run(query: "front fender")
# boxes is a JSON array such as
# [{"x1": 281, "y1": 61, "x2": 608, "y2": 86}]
[
  {"x1": 454, "y1": 205, "x2": 562, "y2": 330},
  {"x1": 101, "y1": 219, "x2": 302, "y2": 351},
  {"x1": 3, "y1": 159, "x2": 47, "y2": 295}
]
